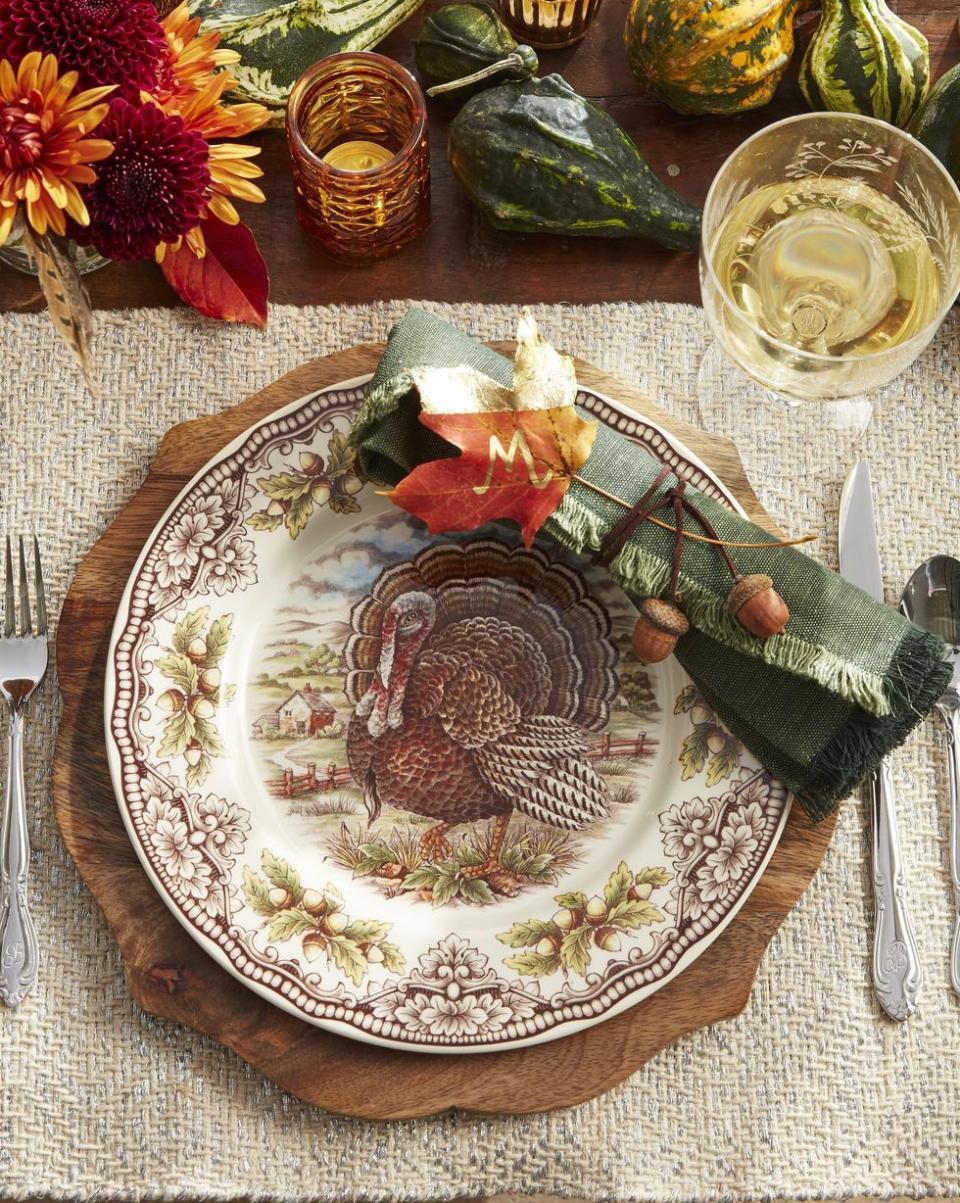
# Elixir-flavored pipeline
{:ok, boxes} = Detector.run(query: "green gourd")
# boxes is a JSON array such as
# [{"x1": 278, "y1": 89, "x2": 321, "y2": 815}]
[
  {"x1": 623, "y1": 0, "x2": 801, "y2": 116},
  {"x1": 799, "y1": 0, "x2": 929, "y2": 128},
  {"x1": 909, "y1": 63, "x2": 960, "y2": 186},
  {"x1": 414, "y1": 2, "x2": 538, "y2": 97},
  {"x1": 448, "y1": 74, "x2": 701, "y2": 250}
]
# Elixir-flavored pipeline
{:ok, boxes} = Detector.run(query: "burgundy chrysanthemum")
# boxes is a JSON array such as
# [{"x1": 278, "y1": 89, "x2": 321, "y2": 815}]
[
  {"x1": 73, "y1": 99, "x2": 210, "y2": 261},
  {"x1": 0, "y1": 0, "x2": 166, "y2": 98}
]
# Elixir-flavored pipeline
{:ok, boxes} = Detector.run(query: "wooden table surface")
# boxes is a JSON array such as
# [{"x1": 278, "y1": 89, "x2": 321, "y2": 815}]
[{"x1": 1, "y1": 0, "x2": 957, "y2": 313}]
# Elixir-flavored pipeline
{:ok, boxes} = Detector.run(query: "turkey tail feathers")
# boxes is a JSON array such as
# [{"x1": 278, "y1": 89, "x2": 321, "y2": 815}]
[
  {"x1": 476, "y1": 717, "x2": 610, "y2": 831},
  {"x1": 343, "y1": 538, "x2": 619, "y2": 725}
]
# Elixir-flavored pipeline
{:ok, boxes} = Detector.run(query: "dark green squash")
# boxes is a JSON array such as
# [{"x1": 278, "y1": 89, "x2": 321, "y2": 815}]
[
  {"x1": 623, "y1": 0, "x2": 800, "y2": 116},
  {"x1": 799, "y1": 0, "x2": 929, "y2": 127},
  {"x1": 909, "y1": 63, "x2": 960, "y2": 186},
  {"x1": 448, "y1": 74, "x2": 701, "y2": 250},
  {"x1": 414, "y1": 2, "x2": 538, "y2": 97}
]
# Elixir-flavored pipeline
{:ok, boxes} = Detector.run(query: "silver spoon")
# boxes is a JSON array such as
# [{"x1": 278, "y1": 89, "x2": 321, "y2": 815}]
[{"x1": 901, "y1": 555, "x2": 960, "y2": 996}]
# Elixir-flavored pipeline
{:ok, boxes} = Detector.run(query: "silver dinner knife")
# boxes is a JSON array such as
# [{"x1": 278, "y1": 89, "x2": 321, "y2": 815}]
[{"x1": 839, "y1": 460, "x2": 922, "y2": 1020}]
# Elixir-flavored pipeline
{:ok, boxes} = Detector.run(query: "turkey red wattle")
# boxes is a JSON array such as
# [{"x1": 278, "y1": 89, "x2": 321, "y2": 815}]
[{"x1": 354, "y1": 591, "x2": 436, "y2": 738}]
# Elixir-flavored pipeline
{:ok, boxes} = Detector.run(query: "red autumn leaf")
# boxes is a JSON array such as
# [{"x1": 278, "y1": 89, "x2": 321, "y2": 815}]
[
  {"x1": 160, "y1": 217, "x2": 269, "y2": 327},
  {"x1": 388, "y1": 406, "x2": 597, "y2": 548}
]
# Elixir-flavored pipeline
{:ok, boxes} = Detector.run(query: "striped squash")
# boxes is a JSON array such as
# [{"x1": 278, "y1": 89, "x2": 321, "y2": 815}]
[
  {"x1": 799, "y1": 0, "x2": 929, "y2": 128},
  {"x1": 190, "y1": 0, "x2": 427, "y2": 113},
  {"x1": 623, "y1": 0, "x2": 800, "y2": 116}
]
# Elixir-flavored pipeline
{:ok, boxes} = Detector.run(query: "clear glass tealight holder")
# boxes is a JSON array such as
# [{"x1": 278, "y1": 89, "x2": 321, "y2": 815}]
[{"x1": 286, "y1": 52, "x2": 430, "y2": 262}]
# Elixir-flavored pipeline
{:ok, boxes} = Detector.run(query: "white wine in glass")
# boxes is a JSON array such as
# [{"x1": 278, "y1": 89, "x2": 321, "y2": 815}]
[{"x1": 699, "y1": 113, "x2": 960, "y2": 478}]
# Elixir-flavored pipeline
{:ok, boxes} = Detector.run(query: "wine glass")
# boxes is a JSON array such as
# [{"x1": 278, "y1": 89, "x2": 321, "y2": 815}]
[{"x1": 699, "y1": 112, "x2": 960, "y2": 482}]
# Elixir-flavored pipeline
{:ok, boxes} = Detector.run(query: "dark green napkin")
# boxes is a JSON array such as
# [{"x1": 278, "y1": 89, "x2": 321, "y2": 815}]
[{"x1": 352, "y1": 309, "x2": 950, "y2": 819}]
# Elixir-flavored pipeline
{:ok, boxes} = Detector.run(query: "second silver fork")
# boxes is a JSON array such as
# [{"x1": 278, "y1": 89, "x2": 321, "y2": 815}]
[{"x1": 0, "y1": 537, "x2": 48, "y2": 1008}]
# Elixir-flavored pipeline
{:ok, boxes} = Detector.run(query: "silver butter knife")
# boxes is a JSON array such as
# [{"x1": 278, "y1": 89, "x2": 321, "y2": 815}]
[{"x1": 839, "y1": 460, "x2": 922, "y2": 1021}]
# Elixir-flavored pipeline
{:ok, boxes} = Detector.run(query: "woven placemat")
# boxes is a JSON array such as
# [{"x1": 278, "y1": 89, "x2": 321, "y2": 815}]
[{"x1": 0, "y1": 300, "x2": 958, "y2": 1201}]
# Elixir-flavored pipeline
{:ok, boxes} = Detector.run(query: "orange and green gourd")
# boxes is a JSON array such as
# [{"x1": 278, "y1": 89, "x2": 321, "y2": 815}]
[
  {"x1": 799, "y1": 0, "x2": 929, "y2": 128},
  {"x1": 622, "y1": 0, "x2": 801, "y2": 116}
]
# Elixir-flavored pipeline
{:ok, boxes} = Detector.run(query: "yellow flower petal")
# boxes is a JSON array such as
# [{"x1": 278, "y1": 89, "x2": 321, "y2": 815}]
[
  {"x1": 63, "y1": 186, "x2": 89, "y2": 225},
  {"x1": 26, "y1": 195, "x2": 49, "y2": 235},
  {"x1": 0, "y1": 59, "x2": 16, "y2": 100},
  {"x1": 17, "y1": 51, "x2": 42, "y2": 91},
  {"x1": 37, "y1": 53, "x2": 58, "y2": 95},
  {"x1": 186, "y1": 226, "x2": 206, "y2": 257},
  {"x1": 208, "y1": 142, "x2": 262, "y2": 160},
  {"x1": 0, "y1": 205, "x2": 17, "y2": 246},
  {"x1": 207, "y1": 193, "x2": 239, "y2": 224}
]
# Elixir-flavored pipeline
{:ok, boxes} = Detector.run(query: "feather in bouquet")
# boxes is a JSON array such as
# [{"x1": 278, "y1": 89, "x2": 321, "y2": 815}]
[{"x1": 0, "y1": 0, "x2": 271, "y2": 389}]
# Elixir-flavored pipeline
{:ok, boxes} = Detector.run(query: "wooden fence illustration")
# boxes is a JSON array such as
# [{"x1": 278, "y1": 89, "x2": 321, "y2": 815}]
[
  {"x1": 266, "y1": 734, "x2": 657, "y2": 799},
  {"x1": 266, "y1": 762, "x2": 354, "y2": 799},
  {"x1": 587, "y1": 732, "x2": 657, "y2": 761}
]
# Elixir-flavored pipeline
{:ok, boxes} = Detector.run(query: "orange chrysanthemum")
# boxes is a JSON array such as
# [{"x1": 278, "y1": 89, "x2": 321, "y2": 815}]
[
  {"x1": 154, "y1": 1, "x2": 240, "y2": 106},
  {"x1": 149, "y1": 2, "x2": 269, "y2": 261},
  {"x1": 0, "y1": 51, "x2": 113, "y2": 243}
]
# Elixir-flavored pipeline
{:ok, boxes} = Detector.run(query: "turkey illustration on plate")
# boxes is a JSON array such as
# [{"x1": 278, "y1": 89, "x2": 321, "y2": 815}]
[
  {"x1": 248, "y1": 514, "x2": 663, "y2": 906},
  {"x1": 344, "y1": 540, "x2": 619, "y2": 897}
]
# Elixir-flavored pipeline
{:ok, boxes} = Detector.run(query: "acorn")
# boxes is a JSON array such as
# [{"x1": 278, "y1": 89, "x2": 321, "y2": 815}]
[
  {"x1": 706, "y1": 731, "x2": 728, "y2": 755},
  {"x1": 595, "y1": 927, "x2": 621, "y2": 952},
  {"x1": 365, "y1": 944, "x2": 385, "y2": 964},
  {"x1": 536, "y1": 936, "x2": 559, "y2": 956},
  {"x1": 268, "y1": 886, "x2": 292, "y2": 909},
  {"x1": 552, "y1": 907, "x2": 576, "y2": 930},
  {"x1": 632, "y1": 597, "x2": 690, "y2": 663},
  {"x1": 310, "y1": 482, "x2": 331, "y2": 506},
  {"x1": 186, "y1": 636, "x2": 208, "y2": 662},
  {"x1": 198, "y1": 667, "x2": 221, "y2": 694},
  {"x1": 187, "y1": 694, "x2": 216, "y2": 720},
  {"x1": 325, "y1": 909, "x2": 349, "y2": 934},
  {"x1": 299, "y1": 451, "x2": 323, "y2": 474},
  {"x1": 727, "y1": 574, "x2": 789, "y2": 638},
  {"x1": 266, "y1": 499, "x2": 286, "y2": 517},
  {"x1": 628, "y1": 881, "x2": 653, "y2": 902},
  {"x1": 183, "y1": 743, "x2": 203, "y2": 767},
  {"x1": 339, "y1": 473, "x2": 364, "y2": 496},
  {"x1": 302, "y1": 932, "x2": 326, "y2": 962},
  {"x1": 156, "y1": 688, "x2": 185, "y2": 713},
  {"x1": 301, "y1": 888, "x2": 328, "y2": 916},
  {"x1": 585, "y1": 895, "x2": 608, "y2": 925}
]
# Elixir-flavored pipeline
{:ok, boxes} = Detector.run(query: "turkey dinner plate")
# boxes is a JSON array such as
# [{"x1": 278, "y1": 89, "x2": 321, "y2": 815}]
[{"x1": 105, "y1": 374, "x2": 791, "y2": 1052}]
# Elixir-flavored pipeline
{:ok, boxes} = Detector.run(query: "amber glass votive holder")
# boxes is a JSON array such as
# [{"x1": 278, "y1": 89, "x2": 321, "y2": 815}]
[
  {"x1": 497, "y1": 0, "x2": 602, "y2": 48},
  {"x1": 286, "y1": 52, "x2": 430, "y2": 262}
]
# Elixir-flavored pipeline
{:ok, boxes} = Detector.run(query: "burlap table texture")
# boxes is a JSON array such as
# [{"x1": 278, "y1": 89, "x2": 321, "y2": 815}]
[{"x1": 0, "y1": 299, "x2": 958, "y2": 1202}]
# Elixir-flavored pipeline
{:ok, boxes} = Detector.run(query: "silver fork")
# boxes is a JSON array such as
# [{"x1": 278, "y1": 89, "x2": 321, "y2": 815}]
[{"x1": 0, "y1": 537, "x2": 48, "y2": 1007}]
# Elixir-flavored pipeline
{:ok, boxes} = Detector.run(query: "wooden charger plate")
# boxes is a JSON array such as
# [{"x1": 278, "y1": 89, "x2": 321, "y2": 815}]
[{"x1": 53, "y1": 343, "x2": 835, "y2": 1118}]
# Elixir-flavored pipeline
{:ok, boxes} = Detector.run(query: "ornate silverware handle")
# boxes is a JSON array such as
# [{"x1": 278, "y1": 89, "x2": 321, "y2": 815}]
[
  {"x1": 0, "y1": 709, "x2": 38, "y2": 1006},
  {"x1": 870, "y1": 759, "x2": 922, "y2": 1020},
  {"x1": 939, "y1": 703, "x2": 960, "y2": 998}
]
